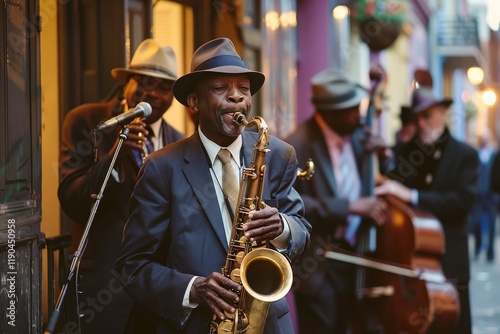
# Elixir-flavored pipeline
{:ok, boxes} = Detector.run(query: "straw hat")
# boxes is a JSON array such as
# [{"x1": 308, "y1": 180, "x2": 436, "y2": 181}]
[
  {"x1": 172, "y1": 38, "x2": 265, "y2": 107},
  {"x1": 311, "y1": 68, "x2": 368, "y2": 111},
  {"x1": 111, "y1": 39, "x2": 178, "y2": 82},
  {"x1": 411, "y1": 86, "x2": 453, "y2": 113}
]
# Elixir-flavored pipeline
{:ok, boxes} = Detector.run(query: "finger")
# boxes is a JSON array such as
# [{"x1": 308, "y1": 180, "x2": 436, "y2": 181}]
[
  {"x1": 247, "y1": 206, "x2": 276, "y2": 220},
  {"x1": 206, "y1": 294, "x2": 235, "y2": 320},
  {"x1": 244, "y1": 224, "x2": 280, "y2": 241},
  {"x1": 373, "y1": 186, "x2": 386, "y2": 196},
  {"x1": 373, "y1": 210, "x2": 386, "y2": 226},
  {"x1": 123, "y1": 141, "x2": 143, "y2": 151},
  {"x1": 127, "y1": 133, "x2": 144, "y2": 143},
  {"x1": 215, "y1": 274, "x2": 242, "y2": 292}
]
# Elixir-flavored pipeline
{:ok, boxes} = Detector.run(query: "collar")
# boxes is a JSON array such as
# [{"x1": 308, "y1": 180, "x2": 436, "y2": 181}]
[
  {"x1": 198, "y1": 125, "x2": 242, "y2": 167},
  {"x1": 315, "y1": 113, "x2": 347, "y2": 148},
  {"x1": 147, "y1": 117, "x2": 162, "y2": 138}
]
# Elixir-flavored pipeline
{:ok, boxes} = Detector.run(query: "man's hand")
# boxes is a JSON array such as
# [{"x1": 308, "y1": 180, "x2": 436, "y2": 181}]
[
  {"x1": 242, "y1": 205, "x2": 283, "y2": 242},
  {"x1": 348, "y1": 197, "x2": 387, "y2": 226},
  {"x1": 361, "y1": 133, "x2": 391, "y2": 159},
  {"x1": 190, "y1": 273, "x2": 241, "y2": 320},
  {"x1": 110, "y1": 119, "x2": 150, "y2": 161},
  {"x1": 374, "y1": 179, "x2": 413, "y2": 203}
]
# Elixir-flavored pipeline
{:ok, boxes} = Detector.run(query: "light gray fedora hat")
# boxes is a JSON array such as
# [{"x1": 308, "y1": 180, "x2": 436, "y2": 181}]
[
  {"x1": 172, "y1": 38, "x2": 265, "y2": 107},
  {"x1": 311, "y1": 68, "x2": 368, "y2": 110},
  {"x1": 111, "y1": 38, "x2": 178, "y2": 82}
]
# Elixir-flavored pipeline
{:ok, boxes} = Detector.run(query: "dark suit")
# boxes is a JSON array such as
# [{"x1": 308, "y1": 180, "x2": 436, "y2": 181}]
[
  {"x1": 58, "y1": 98, "x2": 184, "y2": 333},
  {"x1": 113, "y1": 130, "x2": 311, "y2": 333},
  {"x1": 285, "y1": 117, "x2": 390, "y2": 333},
  {"x1": 385, "y1": 128, "x2": 478, "y2": 334}
]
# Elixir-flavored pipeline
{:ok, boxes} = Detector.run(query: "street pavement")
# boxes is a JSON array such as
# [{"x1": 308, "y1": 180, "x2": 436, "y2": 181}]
[{"x1": 470, "y1": 227, "x2": 500, "y2": 334}]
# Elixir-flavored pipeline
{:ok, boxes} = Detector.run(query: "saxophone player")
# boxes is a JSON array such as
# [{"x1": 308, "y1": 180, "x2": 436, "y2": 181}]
[{"x1": 114, "y1": 38, "x2": 311, "y2": 333}]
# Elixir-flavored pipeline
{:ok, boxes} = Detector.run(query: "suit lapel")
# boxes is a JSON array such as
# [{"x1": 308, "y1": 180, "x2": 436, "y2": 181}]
[
  {"x1": 431, "y1": 136, "x2": 454, "y2": 190},
  {"x1": 308, "y1": 120, "x2": 338, "y2": 195},
  {"x1": 183, "y1": 134, "x2": 228, "y2": 251},
  {"x1": 159, "y1": 120, "x2": 169, "y2": 146}
]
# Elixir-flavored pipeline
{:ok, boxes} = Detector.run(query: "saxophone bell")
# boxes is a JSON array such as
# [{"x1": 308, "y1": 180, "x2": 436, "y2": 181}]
[{"x1": 297, "y1": 159, "x2": 315, "y2": 180}]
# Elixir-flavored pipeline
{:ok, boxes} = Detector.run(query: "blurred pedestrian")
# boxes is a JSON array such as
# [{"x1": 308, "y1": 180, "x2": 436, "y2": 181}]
[{"x1": 469, "y1": 129, "x2": 498, "y2": 262}]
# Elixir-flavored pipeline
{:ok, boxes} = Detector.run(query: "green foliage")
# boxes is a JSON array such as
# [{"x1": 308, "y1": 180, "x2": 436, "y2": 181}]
[{"x1": 352, "y1": 0, "x2": 408, "y2": 24}]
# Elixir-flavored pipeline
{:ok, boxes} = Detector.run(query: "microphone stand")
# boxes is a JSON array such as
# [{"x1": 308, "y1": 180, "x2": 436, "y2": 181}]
[{"x1": 45, "y1": 127, "x2": 130, "y2": 334}]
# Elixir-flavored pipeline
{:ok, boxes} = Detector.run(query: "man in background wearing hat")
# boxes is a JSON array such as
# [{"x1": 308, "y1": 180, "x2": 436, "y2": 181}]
[
  {"x1": 58, "y1": 39, "x2": 184, "y2": 333},
  {"x1": 113, "y1": 37, "x2": 310, "y2": 333},
  {"x1": 375, "y1": 86, "x2": 478, "y2": 334},
  {"x1": 286, "y1": 68, "x2": 392, "y2": 333},
  {"x1": 394, "y1": 105, "x2": 416, "y2": 148}
]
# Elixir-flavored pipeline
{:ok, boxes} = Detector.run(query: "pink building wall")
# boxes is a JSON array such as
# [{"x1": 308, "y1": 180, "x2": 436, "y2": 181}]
[{"x1": 297, "y1": 0, "x2": 333, "y2": 124}]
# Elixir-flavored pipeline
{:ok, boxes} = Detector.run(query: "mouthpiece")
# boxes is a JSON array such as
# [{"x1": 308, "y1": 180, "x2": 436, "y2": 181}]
[{"x1": 233, "y1": 112, "x2": 247, "y2": 125}]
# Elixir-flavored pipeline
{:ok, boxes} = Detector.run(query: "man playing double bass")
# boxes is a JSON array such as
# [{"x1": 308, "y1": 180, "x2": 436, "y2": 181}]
[
  {"x1": 375, "y1": 86, "x2": 478, "y2": 334},
  {"x1": 286, "y1": 68, "x2": 392, "y2": 333}
]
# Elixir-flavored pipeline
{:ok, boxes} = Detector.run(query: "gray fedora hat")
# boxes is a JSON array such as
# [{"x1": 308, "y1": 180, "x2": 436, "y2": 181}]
[
  {"x1": 311, "y1": 68, "x2": 368, "y2": 111},
  {"x1": 112, "y1": 39, "x2": 178, "y2": 82},
  {"x1": 172, "y1": 38, "x2": 265, "y2": 107},
  {"x1": 411, "y1": 86, "x2": 453, "y2": 113}
]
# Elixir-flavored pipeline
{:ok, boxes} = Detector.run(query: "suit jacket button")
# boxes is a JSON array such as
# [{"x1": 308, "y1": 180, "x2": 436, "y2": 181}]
[
  {"x1": 433, "y1": 149, "x2": 441, "y2": 160},
  {"x1": 425, "y1": 173, "x2": 433, "y2": 184}
]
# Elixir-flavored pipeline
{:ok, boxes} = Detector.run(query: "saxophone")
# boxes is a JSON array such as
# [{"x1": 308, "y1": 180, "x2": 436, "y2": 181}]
[{"x1": 209, "y1": 112, "x2": 293, "y2": 334}]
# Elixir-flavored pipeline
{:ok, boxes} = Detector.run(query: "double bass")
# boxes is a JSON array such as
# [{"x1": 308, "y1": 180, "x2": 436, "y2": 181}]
[{"x1": 324, "y1": 64, "x2": 460, "y2": 333}]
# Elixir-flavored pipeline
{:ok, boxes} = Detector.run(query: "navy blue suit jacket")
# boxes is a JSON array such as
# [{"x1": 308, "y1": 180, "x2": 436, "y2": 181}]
[{"x1": 114, "y1": 130, "x2": 311, "y2": 333}]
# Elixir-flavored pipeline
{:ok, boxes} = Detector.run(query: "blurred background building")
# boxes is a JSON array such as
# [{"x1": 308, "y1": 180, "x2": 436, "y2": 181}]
[{"x1": 1, "y1": 0, "x2": 499, "y2": 331}]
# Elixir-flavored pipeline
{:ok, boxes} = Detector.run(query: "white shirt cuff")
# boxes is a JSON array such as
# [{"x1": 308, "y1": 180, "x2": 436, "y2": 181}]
[
  {"x1": 180, "y1": 276, "x2": 200, "y2": 326},
  {"x1": 270, "y1": 214, "x2": 291, "y2": 251},
  {"x1": 182, "y1": 276, "x2": 200, "y2": 309},
  {"x1": 411, "y1": 189, "x2": 419, "y2": 205}
]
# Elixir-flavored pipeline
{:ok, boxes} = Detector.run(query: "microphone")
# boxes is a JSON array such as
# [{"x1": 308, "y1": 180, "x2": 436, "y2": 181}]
[{"x1": 96, "y1": 102, "x2": 152, "y2": 131}]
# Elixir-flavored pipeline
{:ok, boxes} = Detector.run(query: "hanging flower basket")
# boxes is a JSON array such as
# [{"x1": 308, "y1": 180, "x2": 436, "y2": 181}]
[{"x1": 351, "y1": 0, "x2": 408, "y2": 51}]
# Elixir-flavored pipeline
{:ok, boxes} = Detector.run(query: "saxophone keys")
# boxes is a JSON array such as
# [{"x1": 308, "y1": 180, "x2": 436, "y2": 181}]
[
  {"x1": 218, "y1": 319, "x2": 235, "y2": 333},
  {"x1": 235, "y1": 312, "x2": 249, "y2": 331},
  {"x1": 236, "y1": 251, "x2": 245, "y2": 263},
  {"x1": 230, "y1": 268, "x2": 242, "y2": 283},
  {"x1": 223, "y1": 311, "x2": 235, "y2": 319}
]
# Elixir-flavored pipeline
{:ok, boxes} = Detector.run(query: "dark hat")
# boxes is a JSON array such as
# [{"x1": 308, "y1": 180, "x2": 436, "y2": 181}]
[
  {"x1": 399, "y1": 105, "x2": 413, "y2": 124},
  {"x1": 111, "y1": 39, "x2": 178, "y2": 82},
  {"x1": 311, "y1": 68, "x2": 368, "y2": 110},
  {"x1": 411, "y1": 86, "x2": 453, "y2": 113},
  {"x1": 172, "y1": 38, "x2": 265, "y2": 107}
]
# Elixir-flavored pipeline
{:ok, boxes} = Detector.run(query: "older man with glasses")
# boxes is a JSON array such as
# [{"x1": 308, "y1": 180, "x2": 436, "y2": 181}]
[{"x1": 57, "y1": 38, "x2": 185, "y2": 333}]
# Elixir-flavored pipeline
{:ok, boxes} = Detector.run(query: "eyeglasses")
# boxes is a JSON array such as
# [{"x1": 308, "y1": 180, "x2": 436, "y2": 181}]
[{"x1": 131, "y1": 75, "x2": 173, "y2": 94}]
